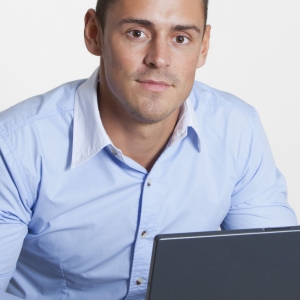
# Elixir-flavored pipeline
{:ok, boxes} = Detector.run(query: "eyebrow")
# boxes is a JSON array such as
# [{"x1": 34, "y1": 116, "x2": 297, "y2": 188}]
[
  {"x1": 118, "y1": 19, "x2": 202, "y2": 34},
  {"x1": 118, "y1": 18, "x2": 154, "y2": 27},
  {"x1": 173, "y1": 25, "x2": 201, "y2": 34}
]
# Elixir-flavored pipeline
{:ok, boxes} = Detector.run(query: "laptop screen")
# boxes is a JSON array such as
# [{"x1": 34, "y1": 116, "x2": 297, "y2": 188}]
[{"x1": 146, "y1": 226, "x2": 300, "y2": 300}]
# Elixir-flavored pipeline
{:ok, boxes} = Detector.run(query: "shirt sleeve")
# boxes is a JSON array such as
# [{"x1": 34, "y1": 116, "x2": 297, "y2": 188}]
[
  {"x1": 221, "y1": 108, "x2": 298, "y2": 230},
  {"x1": 0, "y1": 136, "x2": 31, "y2": 291}
]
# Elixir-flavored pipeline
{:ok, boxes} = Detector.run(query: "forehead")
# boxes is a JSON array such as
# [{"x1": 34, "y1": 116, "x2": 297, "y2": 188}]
[{"x1": 106, "y1": 0, "x2": 205, "y2": 29}]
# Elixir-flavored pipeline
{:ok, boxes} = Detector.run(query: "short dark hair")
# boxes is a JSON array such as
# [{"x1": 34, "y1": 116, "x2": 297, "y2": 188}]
[{"x1": 96, "y1": 0, "x2": 209, "y2": 31}]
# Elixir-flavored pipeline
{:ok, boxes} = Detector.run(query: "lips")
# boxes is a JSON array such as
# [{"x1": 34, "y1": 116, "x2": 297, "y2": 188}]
[{"x1": 136, "y1": 80, "x2": 172, "y2": 92}]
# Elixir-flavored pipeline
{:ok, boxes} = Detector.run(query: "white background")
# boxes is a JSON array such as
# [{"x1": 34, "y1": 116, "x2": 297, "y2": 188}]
[{"x1": 0, "y1": 1, "x2": 299, "y2": 220}]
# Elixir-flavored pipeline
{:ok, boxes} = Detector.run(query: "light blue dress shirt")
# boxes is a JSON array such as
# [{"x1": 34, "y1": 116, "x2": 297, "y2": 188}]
[{"x1": 0, "y1": 68, "x2": 297, "y2": 299}]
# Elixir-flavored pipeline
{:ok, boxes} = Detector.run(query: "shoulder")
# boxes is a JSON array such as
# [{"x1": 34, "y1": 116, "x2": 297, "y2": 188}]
[
  {"x1": 190, "y1": 80, "x2": 255, "y2": 119},
  {"x1": 189, "y1": 81, "x2": 262, "y2": 144},
  {"x1": 0, "y1": 79, "x2": 86, "y2": 138}
]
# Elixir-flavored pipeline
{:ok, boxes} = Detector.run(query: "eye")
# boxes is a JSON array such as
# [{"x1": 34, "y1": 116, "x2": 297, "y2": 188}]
[
  {"x1": 128, "y1": 30, "x2": 147, "y2": 39},
  {"x1": 174, "y1": 35, "x2": 190, "y2": 44}
]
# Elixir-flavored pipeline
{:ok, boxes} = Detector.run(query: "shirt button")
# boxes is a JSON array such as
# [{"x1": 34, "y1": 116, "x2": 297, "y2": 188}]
[
  {"x1": 136, "y1": 277, "x2": 144, "y2": 285},
  {"x1": 111, "y1": 148, "x2": 117, "y2": 156},
  {"x1": 141, "y1": 231, "x2": 147, "y2": 238},
  {"x1": 147, "y1": 180, "x2": 152, "y2": 187}
]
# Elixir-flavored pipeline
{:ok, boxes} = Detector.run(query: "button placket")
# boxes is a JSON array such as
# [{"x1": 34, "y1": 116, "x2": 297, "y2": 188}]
[{"x1": 127, "y1": 176, "x2": 160, "y2": 298}]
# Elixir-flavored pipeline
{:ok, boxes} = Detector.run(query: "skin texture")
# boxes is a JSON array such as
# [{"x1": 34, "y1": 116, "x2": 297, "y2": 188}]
[{"x1": 84, "y1": 0, "x2": 211, "y2": 171}]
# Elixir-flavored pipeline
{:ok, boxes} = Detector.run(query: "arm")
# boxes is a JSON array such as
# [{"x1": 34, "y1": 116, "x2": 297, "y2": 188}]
[
  {"x1": 0, "y1": 136, "x2": 31, "y2": 291},
  {"x1": 221, "y1": 108, "x2": 297, "y2": 230}
]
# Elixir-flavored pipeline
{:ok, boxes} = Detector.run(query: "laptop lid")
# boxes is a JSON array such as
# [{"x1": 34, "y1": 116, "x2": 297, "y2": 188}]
[{"x1": 146, "y1": 226, "x2": 300, "y2": 300}]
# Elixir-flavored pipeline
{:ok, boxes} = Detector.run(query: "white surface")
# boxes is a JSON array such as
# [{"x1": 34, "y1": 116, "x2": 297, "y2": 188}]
[{"x1": 0, "y1": 0, "x2": 299, "y2": 219}]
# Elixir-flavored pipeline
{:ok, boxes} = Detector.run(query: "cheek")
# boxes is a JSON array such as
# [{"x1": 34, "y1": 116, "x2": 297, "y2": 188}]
[
  {"x1": 102, "y1": 50, "x2": 130, "y2": 94},
  {"x1": 173, "y1": 47, "x2": 199, "y2": 75},
  {"x1": 105, "y1": 39, "x2": 140, "y2": 74},
  {"x1": 187, "y1": 52, "x2": 200, "y2": 69},
  {"x1": 175, "y1": 58, "x2": 198, "y2": 100},
  {"x1": 177, "y1": 57, "x2": 198, "y2": 85},
  {"x1": 101, "y1": 44, "x2": 138, "y2": 100}
]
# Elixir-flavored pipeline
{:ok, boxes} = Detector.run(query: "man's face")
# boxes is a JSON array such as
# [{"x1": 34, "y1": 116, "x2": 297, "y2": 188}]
[{"x1": 99, "y1": 0, "x2": 209, "y2": 124}]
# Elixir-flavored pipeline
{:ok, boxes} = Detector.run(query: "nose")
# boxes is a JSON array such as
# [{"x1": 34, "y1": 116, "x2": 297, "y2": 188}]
[{"x1": 144, "y1": 37, "x2": 171, "y2": 68}]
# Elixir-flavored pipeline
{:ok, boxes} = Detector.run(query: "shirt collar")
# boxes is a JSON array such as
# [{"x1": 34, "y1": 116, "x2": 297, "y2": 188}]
[
  {"x1": 71, "y1": 68, "x2": 112, "y2": 169},
  {"x1": 167, "y1": 98, "x2": 201, "y2": 150},
  {"x1": 71, "y1": 68, "x2": 201, "y2": 169}
]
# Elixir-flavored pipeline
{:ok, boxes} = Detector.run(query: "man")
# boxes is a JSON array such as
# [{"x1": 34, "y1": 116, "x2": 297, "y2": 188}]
[{"x1": 0, "y1": 0, "x2": 297, "y2": 299}]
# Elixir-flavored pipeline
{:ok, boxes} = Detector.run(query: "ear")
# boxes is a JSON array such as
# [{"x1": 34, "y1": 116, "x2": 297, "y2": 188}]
[
  {"x1": 197, "y1": 25, "x2": 211, "y2": 68},
  {"x1": 84, "y1": 9, "x2": 103, "y2": 56}
]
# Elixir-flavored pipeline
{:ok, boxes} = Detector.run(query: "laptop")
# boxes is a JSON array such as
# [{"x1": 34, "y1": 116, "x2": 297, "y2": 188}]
[{"x1": 146, "y1": 226, "x2": 300, "y2": 300}]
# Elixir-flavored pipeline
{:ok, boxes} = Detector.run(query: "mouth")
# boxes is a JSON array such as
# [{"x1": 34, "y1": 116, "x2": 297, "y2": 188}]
[{"x1": 136, "y1": 80, "x2": 172, "y2": 92}]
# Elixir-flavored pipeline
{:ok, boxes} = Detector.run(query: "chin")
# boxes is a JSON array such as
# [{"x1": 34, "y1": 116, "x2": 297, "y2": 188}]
[{"x1": 129, "y1": 107, "x2": 177, "y2": 124}]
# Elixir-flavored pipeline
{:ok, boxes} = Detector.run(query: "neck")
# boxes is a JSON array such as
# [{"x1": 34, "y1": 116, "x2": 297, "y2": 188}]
[{"x1": 98, "y1": 86, "x2": 179, "y2": 172}]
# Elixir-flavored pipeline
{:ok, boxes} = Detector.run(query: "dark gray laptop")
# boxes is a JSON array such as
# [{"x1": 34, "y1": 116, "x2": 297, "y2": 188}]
[{"x1": 146, "y1": 226, "x2": 300, "y2": 300}]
